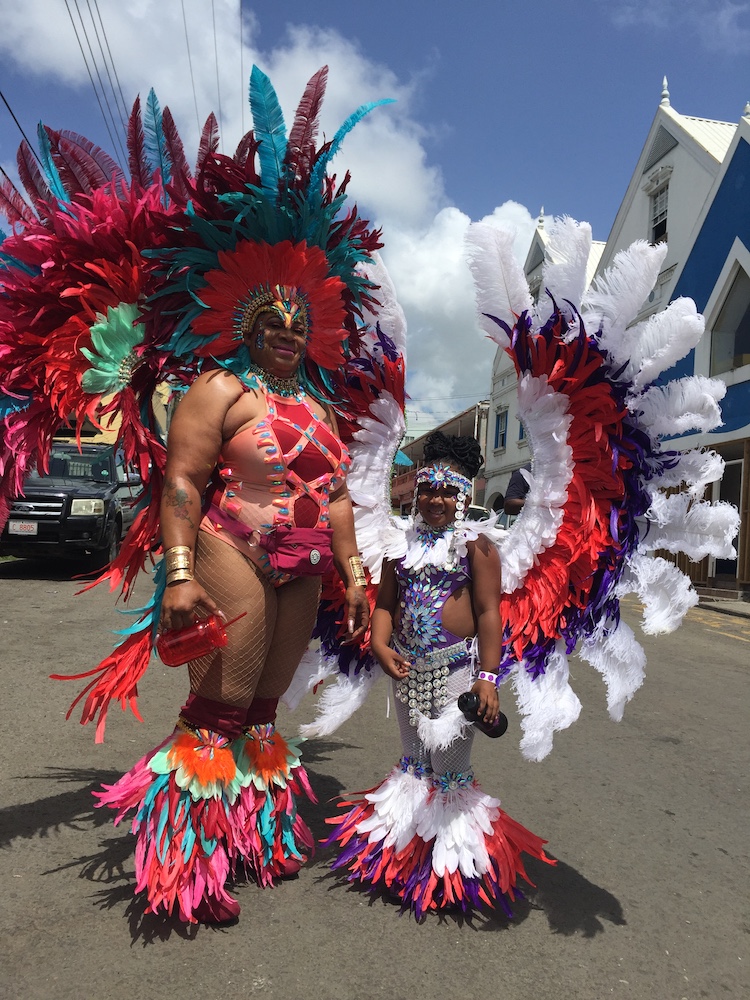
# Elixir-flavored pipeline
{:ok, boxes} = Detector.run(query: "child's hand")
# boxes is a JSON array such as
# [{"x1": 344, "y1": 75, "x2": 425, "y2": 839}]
[
  {"x1": 373, "y1": 645, "x2": 411, "y2": 680},
  {"x1": 470, "y1": 679, "x2": 500, "y2": 723}
]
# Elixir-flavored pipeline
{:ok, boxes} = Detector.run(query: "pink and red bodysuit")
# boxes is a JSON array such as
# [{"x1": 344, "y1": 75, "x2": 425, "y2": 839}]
[{"x1": 201, "y1": 389, "x2": 350, "y2": 584}]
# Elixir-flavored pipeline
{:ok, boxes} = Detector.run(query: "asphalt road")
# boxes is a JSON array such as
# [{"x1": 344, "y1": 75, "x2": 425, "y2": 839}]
[{"x1": 1, "y1": 557, "x2": 748, "y2": 1000}]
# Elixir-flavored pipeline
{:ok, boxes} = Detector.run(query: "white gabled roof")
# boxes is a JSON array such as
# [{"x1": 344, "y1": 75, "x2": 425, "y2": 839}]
[{"x1": 670, "y1": 110, "x2": 737, "y2": 163}]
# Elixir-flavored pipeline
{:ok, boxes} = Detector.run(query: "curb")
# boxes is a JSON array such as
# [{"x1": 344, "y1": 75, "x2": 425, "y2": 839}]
[{"x1": 697, "y1": 601, "x2": 750, "y2": 621}]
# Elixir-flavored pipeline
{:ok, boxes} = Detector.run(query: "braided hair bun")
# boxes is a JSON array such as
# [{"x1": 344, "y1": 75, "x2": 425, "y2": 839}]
[{"x1": 422, "y1": 431, "x2": 483, "y2": 480}]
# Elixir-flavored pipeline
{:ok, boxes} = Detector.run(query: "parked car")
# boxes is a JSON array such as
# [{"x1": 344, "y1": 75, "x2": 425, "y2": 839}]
[{"x1": 0, "y1": 441, "x2": 140, "y2": 568}]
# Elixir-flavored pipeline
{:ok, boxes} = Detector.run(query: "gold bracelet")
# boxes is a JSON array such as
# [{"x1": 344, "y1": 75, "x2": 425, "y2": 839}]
[
  {"x1": 166, "y1": 568, "x2": 194, "y2": 584},
  {"x1": 348, "y1": 555, "x2": 367, "y2": 588},
  {"x1": 165, "y1": 545, "x2": 192, "y2": 574}
]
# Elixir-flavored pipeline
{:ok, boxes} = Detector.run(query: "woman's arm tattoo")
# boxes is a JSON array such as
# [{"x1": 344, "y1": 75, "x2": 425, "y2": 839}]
[{"x1": 164, "y1": 478, "x2": 196, "y2": 528}]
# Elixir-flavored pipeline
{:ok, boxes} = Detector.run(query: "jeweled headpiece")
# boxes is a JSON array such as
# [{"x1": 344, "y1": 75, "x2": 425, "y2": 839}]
[
  {"x1": 149, "y1": 65, "x2": 393, "y2": 389},
  {"x1": 415, "y1": 462, "x2": 472, "y2": 495},
  {"x1": 190, "y1": 240, "x2": 349, "y2": 367},
  {"x1": 242, "y1": 285, "x2": 308, "y2": 338}
]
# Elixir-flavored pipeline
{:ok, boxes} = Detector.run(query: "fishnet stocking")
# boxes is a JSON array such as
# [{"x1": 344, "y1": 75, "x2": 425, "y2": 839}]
[
  {"x1": 186, "y1": 532, "x2": 320, "y2": 708},
  {"x1": 392, "y1": 663, "x2": 476, "y2": 777}
]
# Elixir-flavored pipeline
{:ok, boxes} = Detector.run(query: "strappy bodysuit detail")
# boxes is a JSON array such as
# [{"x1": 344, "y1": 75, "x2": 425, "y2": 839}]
[{"x1": 200, "y1": 389, "x2": 350, "y2": 585}]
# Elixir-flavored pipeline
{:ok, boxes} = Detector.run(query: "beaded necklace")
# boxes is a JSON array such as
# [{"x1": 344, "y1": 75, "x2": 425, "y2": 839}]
[{"x1": 246, "y1": 361, "x2": 305, "y2": 398}]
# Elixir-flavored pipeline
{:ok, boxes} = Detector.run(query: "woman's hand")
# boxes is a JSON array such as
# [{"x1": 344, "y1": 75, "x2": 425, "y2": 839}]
[
  {"x1": 159, "y1": 579, "x2": 221, "y2": 632},
  {"x1": 470, "y1": 678, "x2": 500, "y2": 723},
  {"x1": 341, "y1": 585, "x2": 369, "y2": 645},
  {"x1": 372, "y1": 643, "x2": 411, "y2": 680}
]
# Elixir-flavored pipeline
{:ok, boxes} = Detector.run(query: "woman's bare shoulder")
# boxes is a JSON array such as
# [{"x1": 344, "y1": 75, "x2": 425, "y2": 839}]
[{"x1": 187, "y1": 368, "x2": 245, "y2": 399}]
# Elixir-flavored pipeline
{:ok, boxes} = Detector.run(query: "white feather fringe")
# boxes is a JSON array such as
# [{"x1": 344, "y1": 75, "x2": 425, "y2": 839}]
[
  {"x1": 582, "y1": 240, "x2": 668, "y2": 348},
  {"x1": 348, "y1": 391, "x2": 408, "y2": 582},
  {"x1": 299, "y1": 664, "x2": 385, "y2": 738},
  {"x1": 355, "y1": 770, "x2": 430, "y2": 853},
  {"x1": 618, "y1": 553, "x2": 698, "y2": 634},
  {"x1": 540, "y1": 216, "x2": 592, "y2": 318},
  {"x1": 416, "y1": 701, "x2": 473, "y2": 753},
  {"x1": 647, "y1": 447, "x2": 724, "y2": 498},
  {"x1": 465, "y1": 222, "x2": 532, "y2": 345},
  {"x1": 359, "y1": 251, "x2": 407, "y2": 355},
  {"x1": 578, "y1": 618, "x2": 646, "y2": 722},
  {"x1": 282, "y1": 642, "x2": 340, "y2": 711},
  {"x1": 499, "y1": 374, "x2": 573, "y2": 592},
  {"x1": 620, "y1": 298, "x2": 705, "y2": 391},
  {"x1": 511, "y1": 644, "x2": 582, "y2": 762},
  {"x1": 641, "y1": 494, "x2": 740, "y2": 560},
  {"x1": 629, "y1": 375, "x2": 725, "y2": 437}
]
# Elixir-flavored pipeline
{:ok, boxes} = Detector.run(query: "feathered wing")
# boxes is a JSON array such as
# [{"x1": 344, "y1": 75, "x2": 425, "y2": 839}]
[
  {"x1": 0, "y1": 90, "x2": 197, "y2": 739},
  {"x1": 467, "y1": 218, "x2": 740, "y2": 761}
]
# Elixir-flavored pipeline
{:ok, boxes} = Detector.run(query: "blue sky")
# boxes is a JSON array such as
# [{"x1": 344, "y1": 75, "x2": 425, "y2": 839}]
[{"x1": 0, "y1": 0, "x2": 748, "y2": 431}]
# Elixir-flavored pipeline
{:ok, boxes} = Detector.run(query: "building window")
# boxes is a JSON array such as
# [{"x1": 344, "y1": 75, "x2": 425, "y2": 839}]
[
  {"x1": 710, "y1": 266, "x2": 750, "y2": 376},
  {"x1": 518, "y1": 420, "x2": 525, "y2": 442},
  {"x1": 651, "y1": 185, "x2": 668, "y2": 244},
  {"x1": 493, "y1": 410, "x2": 507, "y2": 450}
]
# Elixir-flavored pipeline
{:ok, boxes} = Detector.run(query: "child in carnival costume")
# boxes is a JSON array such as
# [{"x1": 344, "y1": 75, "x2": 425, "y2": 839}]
[
  {"x1": 301, "y1": 219, "x2": 740, "y2": 917},
  {"x1": 326, "y1": 431, "x2": 552, "y2": 917}
]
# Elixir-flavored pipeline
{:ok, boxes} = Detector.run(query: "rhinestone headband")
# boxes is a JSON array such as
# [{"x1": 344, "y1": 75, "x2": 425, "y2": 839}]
[{"x1": 415, "y1": 462, "x2": 471, "y2": 494}]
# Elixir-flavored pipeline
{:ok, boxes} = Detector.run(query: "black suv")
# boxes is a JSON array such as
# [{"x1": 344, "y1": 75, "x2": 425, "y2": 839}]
[{"x1": 0, "y1": 441, "x2": 140, "y2": 568}]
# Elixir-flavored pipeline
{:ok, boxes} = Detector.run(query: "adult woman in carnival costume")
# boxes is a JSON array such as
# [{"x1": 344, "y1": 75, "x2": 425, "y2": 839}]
[
  {"x1": 325, "y1": 430, "x2": 553, "y2": 917},
  {"x1": 0, "y1": 66, "x2": 404, "y2": 923},
  {"x1": 299, "y1": 217, "x2": 740, "y2": 917}
]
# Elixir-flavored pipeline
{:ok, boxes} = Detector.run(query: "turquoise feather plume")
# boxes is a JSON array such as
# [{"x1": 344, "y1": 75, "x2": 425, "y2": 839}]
[
  {"x1": 80, "y1": 302, "x2": 145, "y2": 394},
  {"x1": 35, "y1": 122, "x2": 70, "y2": 206},
  {"x1": 143, "y1": 89, "x2": 171, "y2": 191},
  {"x1": 307, "y1": 98, "x2": 395, "y2": 203},
  {"x1": 249, "y1": 66, "x2": 288, "y2": 197}
]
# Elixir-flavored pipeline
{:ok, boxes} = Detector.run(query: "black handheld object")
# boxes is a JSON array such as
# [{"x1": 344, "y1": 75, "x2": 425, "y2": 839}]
[{"x1": 457, "y1": 692, "x2": 508, "y2": 739}]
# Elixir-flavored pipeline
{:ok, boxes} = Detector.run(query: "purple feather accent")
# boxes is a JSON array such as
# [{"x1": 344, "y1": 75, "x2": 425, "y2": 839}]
[
  {"x1": 161, "y1": 107, "x2": 193, "y2": 202},
  {"x1": 16, "y1": 140, "x2": 51, "y2": 216},
  {"x1": 58, "y1": 129, "x2": 124, "y2": 189},
  {"x1": 127, "y1": 96, "x2": 149, "y2": 188},
  {"x1": 284, "y1": 65, "x2": 329, "y2": 187},
  {"x1": 196, "y1": 113, "x2": 219, "y2": 173}
]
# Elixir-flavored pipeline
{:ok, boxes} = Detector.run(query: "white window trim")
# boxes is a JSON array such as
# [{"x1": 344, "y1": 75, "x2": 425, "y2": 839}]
[{"x1": 695, "y1": 236, "x2": 750, "y2": 386}]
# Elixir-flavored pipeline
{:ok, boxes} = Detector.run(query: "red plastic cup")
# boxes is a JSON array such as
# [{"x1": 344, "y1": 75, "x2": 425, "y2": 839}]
[{"x1": 156, "y1": 612, "x2": 246, "y2": 667}]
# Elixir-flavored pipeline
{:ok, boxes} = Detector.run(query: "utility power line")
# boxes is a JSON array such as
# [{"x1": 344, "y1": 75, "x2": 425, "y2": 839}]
[
  {"x1": 89, "y1": 0, "x2": 129, "y2": 128},
  {"x1": 64, "y1": 0, "x2": 126, "y2": 168},
  {"x1": 181, "y1": 0, "x2": 202, "y2": 132}
]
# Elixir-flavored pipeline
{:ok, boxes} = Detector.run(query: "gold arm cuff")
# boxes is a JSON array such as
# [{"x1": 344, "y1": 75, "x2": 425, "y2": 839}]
[
  {"x1": 166, "y1": 568, "x2": 194, "y2": 584},
  {"x1": 348, "y1": 555, "x2": 367, "y2": 588},
  {"x1": 165, "y1": 545, "x2": 193, "y2": 573}
]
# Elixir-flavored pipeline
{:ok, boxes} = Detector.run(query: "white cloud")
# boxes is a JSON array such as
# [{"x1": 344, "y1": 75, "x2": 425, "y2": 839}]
[
  {"x1": 608, "y1": 0, "x2": 750, "y2": 54},
  {"x1": 0, "y1": 0, "x2": 538, "y2": 431}
]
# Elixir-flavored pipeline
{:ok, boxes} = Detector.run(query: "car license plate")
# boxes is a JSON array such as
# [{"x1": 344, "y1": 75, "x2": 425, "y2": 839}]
[{"x1": 8, "y1": 520, "x2": 38, "y2": 535}]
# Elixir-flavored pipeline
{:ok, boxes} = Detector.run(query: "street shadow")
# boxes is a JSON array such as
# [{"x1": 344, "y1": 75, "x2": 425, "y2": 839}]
[
  {"x1": 314, "y1": 850, "x2": 625, "y2": 936},
  {"x1": 313, "y1": 862, "x2": 527, "y2": 929},
  {"x1": 511, "y1": 854, "x2": 626, "y2": 937},
  {"x1": 1, "y1": 761, "x2": 348, "y2": 944},
  {"x1": 0, "y1": 557, "x2": 91, "y2": 582},
  {"x1": 0, "y1": 767, "x2": 121, "y2": 847}
]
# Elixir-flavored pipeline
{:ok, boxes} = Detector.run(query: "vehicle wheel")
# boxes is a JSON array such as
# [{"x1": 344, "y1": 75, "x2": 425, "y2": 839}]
[{"x1": 89, "y1": 521, "x2": 121, "y2": 572}]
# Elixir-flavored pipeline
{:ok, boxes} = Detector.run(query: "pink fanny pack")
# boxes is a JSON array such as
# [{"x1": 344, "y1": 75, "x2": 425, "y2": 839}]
[
  {"x1": 258, "y1": 524, "x2": 334, "y2": 576},
  {"x1": 207, "y1": 504, "x2": 333, "y2": 576}
]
